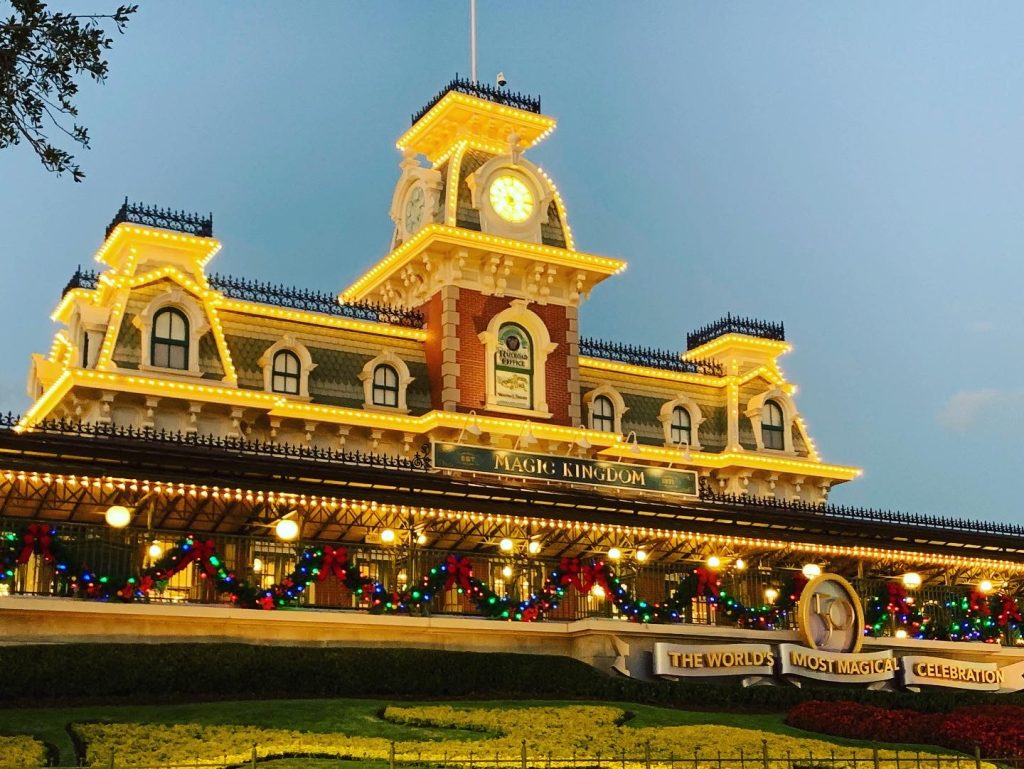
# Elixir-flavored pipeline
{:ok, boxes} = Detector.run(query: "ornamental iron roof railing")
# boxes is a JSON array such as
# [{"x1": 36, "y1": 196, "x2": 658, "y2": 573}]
[
  {"x1": 412, "y1": 75, "x2": 542, "y2": 125},
  {"x1": 106, "y1": 198, "x2": 213, "y2": 239},
  {"x1": 0, "y1": 414, "x2": 432, "y2": 472},
  {"x1": 206, "y1": 273, "x2": 425, "y2": 328},
  {"x1": 60, "y1": 268, "x2": 426, "y2": 329},
  {"x1": 580, "y1": 337, "x2": 723, "y2": 377},
  {"x1": 686, "y1": 313, "x2": 786, "y2": 350},
  {"x1": 62, "y1": 266, "x2": 99, "y2": 296},
  {"x1": 698, "y1": 482, "x2": 1024, "y2": 539}
]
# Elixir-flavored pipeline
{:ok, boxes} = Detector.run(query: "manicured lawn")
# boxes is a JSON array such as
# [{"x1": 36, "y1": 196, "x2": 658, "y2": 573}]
[{"x1": 0, "y1": 698, "x2": 967, "y2": 767}]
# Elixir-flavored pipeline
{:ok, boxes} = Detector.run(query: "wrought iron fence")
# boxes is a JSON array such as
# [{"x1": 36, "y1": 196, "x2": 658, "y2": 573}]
[
  {"x1": 207, "y1": 272, "x2": 425, "y2": 328},
  {"x1": 58, "y1": 268, "x2": 425, "y2": 329},
  {"x1": 700, "y1": 484, "x2": 1024, "y2": 539},
  {"x1": 0, "y1": 516, "x2": 711, "y2": 623},
  {"x1": 19, "y1": 740, "x2": 1006, "y2": 769},
  {"x1": 2, "y1": 515, "x2": 1011, "y2": 638},
  {"x1": 106, "y1": 198, "x2": 213, "y2": 239},
  {"x1": 412, "y1": 75, "x2": 542, "y2": 124},
  {"x1": 686, "y1": 314, "x2": 786, "y2": 350},
  {"x1": 579, "y1": 338, "x2": 723, "y2": 377},
  {"x1": 62, "y1": 266, "x2": 100, "y2": 295},
  {"x1": 0, "y1": 413, "x2": 432, "y2": 473}
]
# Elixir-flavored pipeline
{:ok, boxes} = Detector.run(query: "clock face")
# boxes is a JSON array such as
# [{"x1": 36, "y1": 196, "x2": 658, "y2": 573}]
[
  {"x1": 404, "y1": 186, "x2": 425, "y2": 233},
  {"x1": 488, "y1": 174, "x2": 534, "y2": 224}
]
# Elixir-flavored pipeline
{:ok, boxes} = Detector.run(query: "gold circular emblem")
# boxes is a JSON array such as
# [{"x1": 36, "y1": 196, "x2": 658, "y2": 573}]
[
  {"x1": 797, "y1": 573, "x2": 864, "y2": 654},
  {"x1": 488, "y1": 174, "x2": 534, "y2": 223}
]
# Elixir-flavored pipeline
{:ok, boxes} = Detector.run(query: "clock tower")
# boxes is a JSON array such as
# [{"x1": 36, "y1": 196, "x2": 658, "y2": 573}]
[{"x1": 345, "y1": 78, "x2": 626, "y2": 425}]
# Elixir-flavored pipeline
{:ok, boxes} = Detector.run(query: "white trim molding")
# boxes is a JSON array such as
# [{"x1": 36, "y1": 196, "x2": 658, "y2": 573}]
[
  {"x1": 658, "y1": 395, "x2": 704, "y2": 451},
  {"x1": 583, "y1": 384, "x2": 628, "y2": 435},
  {"x1": 359, "y1": 350, "x2": 414, "y2": 413},
  {"x1": 133, "y1": 288, "x2": 210, "y2": 377},
  {"x1": 258, "y1": 335, "x2": 316, "y2": 399},
  {"x1": 745, "y1": 388, "x2": 798, "y2": 454}
]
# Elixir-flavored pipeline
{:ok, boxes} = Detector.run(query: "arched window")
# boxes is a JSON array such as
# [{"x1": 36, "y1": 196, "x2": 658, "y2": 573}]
[
  {"x1": 372, "y1": 364, "x2": 400, "y2": 407},
  {"x1": 762, "y1": 401, "x2": 785, "y2": 450},
  {"x1": 151, "y1": 308, "x2": 189, "y2": 370},
  {"x1": 670, "y1": 406, "x2": 691, "y2": 446},
  {"x1": 271, "y1": 350, "x2": 300, "y2": 395},
  {"x1": 494, "y1": 322, "x2": 534, "y2": 410},
  {"x1": 591, "y1": 395, "x2": 615, "y2": 433}
]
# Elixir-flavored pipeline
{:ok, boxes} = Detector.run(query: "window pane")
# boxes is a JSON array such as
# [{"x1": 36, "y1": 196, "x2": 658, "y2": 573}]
[
  {"x1": 153, "y1": 343, "x2": 168, "y2": 368},
  {"x1": 169, "y1": 345, "x2": 185, "y2": 370},
  {"x1": 762, "y1": 402, "x2": 783, "y2": 427},
  {"x1": 374, "y1": 365, "x2": 397, "y2": 387},
  {"x1": 169, "y1": 312, "x2": 186, "y2": 340},
  {"x1": 155, "y1": 311, "x2": 170, "y2": 338}
]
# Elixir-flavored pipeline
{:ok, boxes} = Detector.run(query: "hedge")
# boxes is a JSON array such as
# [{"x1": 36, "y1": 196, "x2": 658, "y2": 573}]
[{"x1": 3, "y1": 643, "x2": 1024, "y2": 713}]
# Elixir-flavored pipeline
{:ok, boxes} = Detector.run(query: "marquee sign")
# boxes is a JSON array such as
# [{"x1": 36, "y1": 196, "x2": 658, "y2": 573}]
[
  {"x1": 431, "y1": 443, "x2": 698, "y2": 496},
  {"x1": 650, "y1": 572, "x2": 1024, "y2": 693},
  {"x1": 652, "y1": 642, "x2": 1023, "y2": 692}
]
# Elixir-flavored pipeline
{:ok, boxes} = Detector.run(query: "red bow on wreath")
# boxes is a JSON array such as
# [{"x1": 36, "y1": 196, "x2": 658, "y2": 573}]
[
  {"x1": 581, "y1": 563, "x2": 608, "y2": 594},
  {"x1": 886, "y1": 581, "x2": 908, "y2": 611},
  {"x1": 559, "y1": 557, "x2": 590, "y2": 592},
  {"x1": 997, "y1": 595, "x2": 1022, "y2": 627},
  {"x1": 520, "y1": 605, "x2": 540, "y2": 622},
  {"x1": 319, "y1": 546, "x2": 348, "y2": 582},
  {"x1": 17, "y1": 523, "x2": 55, "y2": 565},
  {"x1": 179, "y1": 538, "x2": 219, "y2": 578},
  {"x1": 694, "y1": 566, "x2": 720, "y2": 599},
  {"x1": 444, "y1": 554, "x2": 473, "y2": 592},
  {"x1": 968, "y1": 590, "x2": 992, "y2": 616},
  {"x1": 257, "y1": 593, "x2": 275, "y2": 611}
]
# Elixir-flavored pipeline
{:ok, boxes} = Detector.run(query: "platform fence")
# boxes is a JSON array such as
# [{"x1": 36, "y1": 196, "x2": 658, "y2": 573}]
[{"x1": 18, "y1": 740, "x2": 1017, "y2": 769}]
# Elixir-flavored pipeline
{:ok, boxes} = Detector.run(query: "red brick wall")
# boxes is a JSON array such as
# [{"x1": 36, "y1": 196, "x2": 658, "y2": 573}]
[
  {"x1": 420, "y1": 292, "x2": 445, "y2": 410},
  {"x1": 456, "y1": 292, "x2": 572, "y2": 425}
]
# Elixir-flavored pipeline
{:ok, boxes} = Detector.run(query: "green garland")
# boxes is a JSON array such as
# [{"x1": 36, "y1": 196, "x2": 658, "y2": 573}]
[{"x1": 3, "y1": 523, "x2": 1019, "y2": 640}]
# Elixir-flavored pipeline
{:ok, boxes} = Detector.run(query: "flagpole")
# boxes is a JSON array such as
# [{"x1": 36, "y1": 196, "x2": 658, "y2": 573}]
[{"x1": 470, "y1": 0, "x2": 478, "y2": 83}]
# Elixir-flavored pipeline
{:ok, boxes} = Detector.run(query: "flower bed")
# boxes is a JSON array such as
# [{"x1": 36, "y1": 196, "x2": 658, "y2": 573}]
[
  {"x1": 71, "y1": 705, "x2": 989, "y2": 769},
  {"x1": 787, "y1": 701, "x2": 1024, "y2": 761},
  {"x1": 0, "y1": 735, "x2": 49, "y2": 768}
]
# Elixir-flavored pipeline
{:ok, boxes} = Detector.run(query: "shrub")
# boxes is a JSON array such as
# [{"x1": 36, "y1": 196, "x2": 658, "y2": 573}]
[
  {"x1": 787, "y1": 701, "x2": 1024, "y2": 761},
  {"x1": 3, "y1": 643, "x2": 1024, "y2": 716},
  {"x1": 0, "y1": 735, "x2": 49, "y2": 768}
]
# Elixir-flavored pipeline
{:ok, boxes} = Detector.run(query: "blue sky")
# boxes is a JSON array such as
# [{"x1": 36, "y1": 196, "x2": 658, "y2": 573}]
[{"x1": 1, "y1": 2, "x2": 1022, "y2": 522}]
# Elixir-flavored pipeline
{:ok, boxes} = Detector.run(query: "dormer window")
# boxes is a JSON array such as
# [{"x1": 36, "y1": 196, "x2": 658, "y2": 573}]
[
  {"x1": 271, "y1": 350, "x2": 301, "y2": 395},
  {"x1": 372, "y1": 364, "x2": 399, "y2": 408},
  {"x1": 259, "y1": 335, "x2": 315, "y2": 398},
  {"x1": 360, "y1": 352, "x2": 413, "y2": 413},
  {"x1": 762, "y1": 401, "x2": 785, "y2": 450},
  {"x1": 151, "y1": 308, "x2": 189, "y2": 370},
  {"x1": 584, "y1": 386, "x2": 627, "y2": 434},
  {"x1": 591, "y1": 395, "x2": 615, "y2": 433},
  {"x1": 670, "y1": 406, "x2": 691, "y2": 446}
]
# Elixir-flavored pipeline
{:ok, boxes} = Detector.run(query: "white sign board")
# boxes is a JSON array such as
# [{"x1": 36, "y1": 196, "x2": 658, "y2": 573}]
[
  {"x1": 778, "y1": 643, "x2": 898, "y2": 684},
  {"x1": 653, "y1": 643, "x2": 775, "y2": 679},
  {"x1": 901, "y1": 655, "x2": 1005, "y2": 692}
]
